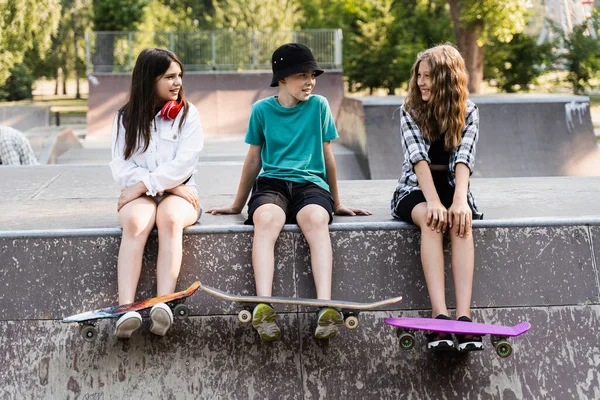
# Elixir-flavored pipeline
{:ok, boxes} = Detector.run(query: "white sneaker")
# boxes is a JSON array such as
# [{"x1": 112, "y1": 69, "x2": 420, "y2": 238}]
[
  {"x1": 150, "y1": 302, "x2": 173, "y2": 336},
  {"x1": 115, "y1": 311, "x2": 142, "y2": 338}
]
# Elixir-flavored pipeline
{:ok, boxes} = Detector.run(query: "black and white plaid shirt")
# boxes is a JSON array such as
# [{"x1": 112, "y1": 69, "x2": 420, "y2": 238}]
[
  {"x1": 0, "y1": 126, "x2": 38, "y2": 166},
  {"x1": 391, "y1": 100, "x2": 481, "y2": 219}
]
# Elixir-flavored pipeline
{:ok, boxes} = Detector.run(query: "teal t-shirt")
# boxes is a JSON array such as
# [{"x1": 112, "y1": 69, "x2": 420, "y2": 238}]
[{"x1": 245, "y1": 95, "x2": 339, "y2": 191}]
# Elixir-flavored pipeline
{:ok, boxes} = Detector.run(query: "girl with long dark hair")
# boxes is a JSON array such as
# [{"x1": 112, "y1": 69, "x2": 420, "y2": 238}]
[{"x1": 110, "y1": 48, "x2": 204, "y2": 338}]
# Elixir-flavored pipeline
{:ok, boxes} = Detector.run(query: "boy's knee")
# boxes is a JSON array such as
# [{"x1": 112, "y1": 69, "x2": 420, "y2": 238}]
[
  {"x1": 253, "y1": 207, "x2": 283, "y2": 229},
  {"x1": 298, "y1": 206, "x2": 329, "y2": 229}
]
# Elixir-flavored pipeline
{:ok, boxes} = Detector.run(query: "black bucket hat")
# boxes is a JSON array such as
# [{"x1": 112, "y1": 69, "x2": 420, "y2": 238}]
[{"x1": 270, "y1": 43, "x2": 324, "y2": 87}]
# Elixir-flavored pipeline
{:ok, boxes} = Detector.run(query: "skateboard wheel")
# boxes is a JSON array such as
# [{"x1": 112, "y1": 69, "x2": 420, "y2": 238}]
[
  {"x1": 344, "y1": 315, "x2": 359, "y2": 330},
  {"x1": 398, "y1": 332, "x2": 415, "y2": 350},
  {"x1": 173, "y1": 304, "x2": 190, "y2": 319},
  {"x1": 238, "y1": 310, "x2": 252, "y2": 323},
  {"x1": 80, "y1": 325, "x2": 98, "y2": 342},
  {"x1": 495, "y1": 341, "x2": 512, "y2": 358}
]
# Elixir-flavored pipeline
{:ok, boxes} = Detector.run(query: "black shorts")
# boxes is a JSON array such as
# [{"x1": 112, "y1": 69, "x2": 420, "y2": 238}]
[
  {"x1": 245, "y1": 177, "x2": 334, "y2": 225},
  {"x1": 394, "y1": 171, "x2": 456, "y2": 224}
]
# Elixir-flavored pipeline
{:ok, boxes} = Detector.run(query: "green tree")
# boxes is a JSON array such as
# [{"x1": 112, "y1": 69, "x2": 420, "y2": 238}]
[
  {"x1": 0, "y1": 64, "x2": 35, "y2": 101},
  {"x1": 208, "y1": 0, "x2": 302, "y2": 31},
  {"x1": 484, "y1": 33, "x2": 554, "y2": 93},
  {"x1": 0, "y1": 0, "x2": 61, "y2": 85},
  {"x1": 306, "y1": 0, "x2": 453, "y2": 94},
  {"x1": 447, "y1": 0, "x2": 528, "y2": 93},
  {"x1": 31, "y1": 0, "x2": 92, "y2": 97},
  {"x1": 556, "y1": 9, "x2": 600, "y2": 94},
  {"x1": 92, "y1": 0, "x2": 149, "y2": 72},
  {"x1": 138, "y1": 1, "x2": 198, "y2": 32}
]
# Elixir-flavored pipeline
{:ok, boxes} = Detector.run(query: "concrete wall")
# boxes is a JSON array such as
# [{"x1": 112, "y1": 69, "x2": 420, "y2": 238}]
[
  {"x1": 87, "y1": 71, "x2": 344, "y2": 136},
  {"x1": 0, "y1": 105, "x2": 49, "y2": 132},
  {"x1": 1, "y1": 222, "x2": 599, "y2": 398},
  {"x1": 337, "y1": 94, "x2": 599, "y2": 179}
]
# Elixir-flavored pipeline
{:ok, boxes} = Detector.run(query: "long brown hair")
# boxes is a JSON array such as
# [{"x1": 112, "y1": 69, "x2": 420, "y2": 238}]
[
  {"x1": 404, "y1": 44, "x2": 469, "y2": 150},
  {"x1": 118, "y1": 48, "x2": 189, "y2": 160}
]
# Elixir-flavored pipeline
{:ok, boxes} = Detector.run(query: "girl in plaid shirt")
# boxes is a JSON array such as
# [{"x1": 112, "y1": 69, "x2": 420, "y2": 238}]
[{"x1": 391, "y1": 44, "x2": 483, "y2": 352}]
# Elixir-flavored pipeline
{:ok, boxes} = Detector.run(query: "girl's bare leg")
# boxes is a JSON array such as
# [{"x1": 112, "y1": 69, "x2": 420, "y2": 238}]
[
  {"x1": 450, "y1": 226, "x2": 475, "y2": 319},
  {"x1": 117, "y1": 197, "x2": 157, "y2": 304},
  {"x1": 411, "y1": 203, "x2": 448, "y2": 318},
  {"x1": 155, "y1": 195, "x2": 198, "y2": 296}
]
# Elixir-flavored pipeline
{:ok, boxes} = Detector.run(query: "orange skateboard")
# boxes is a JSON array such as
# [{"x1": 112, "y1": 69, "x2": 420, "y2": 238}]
[{"x1": 62, "y1": 281, "x2": 200, "y2": 341}]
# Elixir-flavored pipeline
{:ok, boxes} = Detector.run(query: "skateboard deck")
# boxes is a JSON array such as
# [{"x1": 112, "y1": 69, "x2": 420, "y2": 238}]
[
  {"x1": 385, "y1": 317, "x2": 531, "y2": 357},
  {"x1": 200, "y1": 281, "x2": 402, "y2": 330},
  {"x1": 62, "y1": 281, "x2": 200, "y2": 341}
]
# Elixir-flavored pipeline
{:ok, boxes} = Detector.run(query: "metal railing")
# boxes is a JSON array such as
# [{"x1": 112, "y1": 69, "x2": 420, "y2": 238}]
[{"x1": 85, "y1": 29, "x2": 343, "y2": 73}]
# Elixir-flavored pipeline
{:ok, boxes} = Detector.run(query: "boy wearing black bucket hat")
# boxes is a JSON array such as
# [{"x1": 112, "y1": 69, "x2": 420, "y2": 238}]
[{"x1": 208, "y1": 43, "x2": 370, "y2": 341}]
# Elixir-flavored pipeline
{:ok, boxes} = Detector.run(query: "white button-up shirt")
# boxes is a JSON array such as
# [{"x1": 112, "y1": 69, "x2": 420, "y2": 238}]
[{"x1": 110, "y1": 103, "x2": 204, "y2": 196}]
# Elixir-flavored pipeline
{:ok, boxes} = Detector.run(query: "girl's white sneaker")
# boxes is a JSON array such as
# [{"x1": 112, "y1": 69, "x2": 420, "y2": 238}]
[
  {"x1": 150, "y1": 302, "x2": 173, "y2": 336},
  {"x1": 115, "y1": 311, "x2": 142, "y2": 338}
]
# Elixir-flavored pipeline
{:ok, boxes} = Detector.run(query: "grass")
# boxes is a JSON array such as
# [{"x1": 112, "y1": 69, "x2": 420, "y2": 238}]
[{"x1": 0, "y1": 94, "x2": 87, "y2": 115}]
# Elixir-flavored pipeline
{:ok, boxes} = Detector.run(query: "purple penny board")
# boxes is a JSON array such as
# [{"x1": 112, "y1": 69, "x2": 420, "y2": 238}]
[{"x1": 385, "y1": 317, "x2": 531, "y2": 337}]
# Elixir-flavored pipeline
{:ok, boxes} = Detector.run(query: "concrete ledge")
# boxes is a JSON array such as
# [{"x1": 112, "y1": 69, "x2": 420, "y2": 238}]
[{"x1": 2, "y1": 223, "x2": 599, "y2": 321}]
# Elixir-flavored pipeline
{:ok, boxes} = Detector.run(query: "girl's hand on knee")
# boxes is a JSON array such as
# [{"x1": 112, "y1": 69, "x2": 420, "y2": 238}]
[
  {"x1": 169, "y1": 185, "x2": 199, "y2": 210},
  {"x1": 426, "y1": 201, "x2": 447, "y2": 233},
  {"x1": 117, "y1": 185, "x2": 144, "y2": 211},
  {"x1": 334, "y1": 204, "x2": 372, "y2": 216},
  {"x1": 448, "y1": 200, "x2": 471, "y2": 237}
]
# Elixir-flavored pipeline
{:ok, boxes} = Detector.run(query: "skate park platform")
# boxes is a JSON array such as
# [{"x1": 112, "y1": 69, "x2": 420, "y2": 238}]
[{"x1": 1, "y1": 163, "x2": 599, "y2": 399}]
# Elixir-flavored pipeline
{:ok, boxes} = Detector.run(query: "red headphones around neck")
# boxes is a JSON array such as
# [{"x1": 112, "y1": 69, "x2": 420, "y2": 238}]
[{"x1": 160, "y1": 100, "x2": 183, "y2": 120}]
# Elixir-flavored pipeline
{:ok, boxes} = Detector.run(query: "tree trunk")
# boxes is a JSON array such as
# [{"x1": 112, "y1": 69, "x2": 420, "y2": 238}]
[
  {"x1": 54, "y1": 70, "x2": 59, "y2": 96},
  {"x1": 73, "y1": 11, "x2": 81, "y2": 100},
  {"x1": 62, "y1": 66, "x2": 68, "y2": 95},
  {"x1": 447, "y1": 0, "x2": 484, "y2": 94}
]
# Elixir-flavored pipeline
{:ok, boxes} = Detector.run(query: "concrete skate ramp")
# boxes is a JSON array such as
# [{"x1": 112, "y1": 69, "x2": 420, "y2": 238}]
[
  {"x1": 336, "y1": 94, "x2": 599, "y2": 179},
  {"x1": 1, "y1": 165, "x2": 600, "y2": 398},
  {"x1": 0, "y1": 105, "x2": 49, "y2": 132},
  {"x1": 87, "y1": 71, "x2": 344, "y2": 136}
]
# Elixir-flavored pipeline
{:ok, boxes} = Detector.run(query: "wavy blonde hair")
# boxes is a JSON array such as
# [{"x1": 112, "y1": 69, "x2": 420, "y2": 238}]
[{"x1": 404, "y1": 44, "x2": 469, "y2": 150}]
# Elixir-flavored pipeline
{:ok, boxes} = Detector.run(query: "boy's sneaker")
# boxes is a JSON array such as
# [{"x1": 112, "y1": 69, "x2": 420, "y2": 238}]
[
  {"x1": 456, "y1": 316, "x2": 484, "y2": 352},
  {"x1": 252, "y1": 303, "x2": 280, "y2": 341},
  {"x1": 115, "y1": 311, "x2": 142, "y2": 338},
  {"x1": 426, "y1": 314, "x2": 455, "y2": 351},
  {"x1": 314, "y1": 307, "x2": 344, "y2": 340},
  {"x1": 150, "y1": 302, "x2": 173, "y2": 336}
]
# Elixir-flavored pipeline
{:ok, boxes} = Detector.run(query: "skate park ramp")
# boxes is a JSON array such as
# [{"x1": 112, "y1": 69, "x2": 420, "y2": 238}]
[
  {"x1": 1, "y1": 163, "x2": 599, "y2": 399},
  {"x1": 87, "y1": 71, "x2": 344, "y2": 137},
  {"x1": 336, "y1": 94, "x2": 599, "y2": 179},
  {"x1": 0, "y1": 105, "x2": 49, "y2": 132}
]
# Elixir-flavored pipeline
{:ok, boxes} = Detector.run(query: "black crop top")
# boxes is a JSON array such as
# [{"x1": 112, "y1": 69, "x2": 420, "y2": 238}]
[{"x1": 428, "y1": 137, "x2": 450, "y2": 166}]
